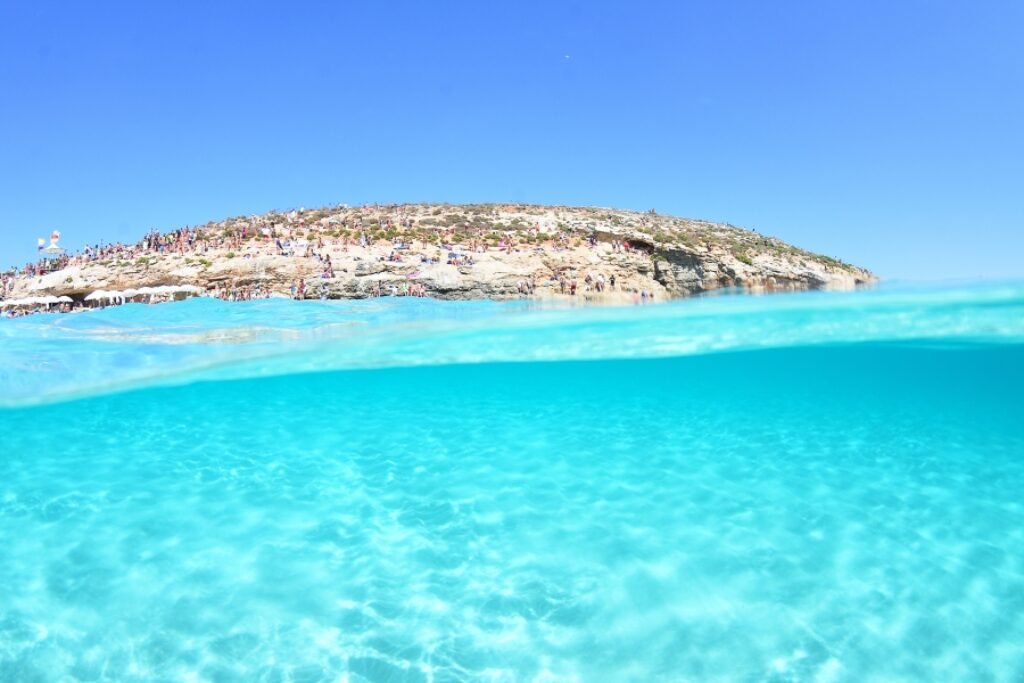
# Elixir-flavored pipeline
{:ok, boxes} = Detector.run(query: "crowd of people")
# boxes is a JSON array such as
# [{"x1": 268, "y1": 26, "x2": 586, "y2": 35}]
[
  {"x1": 364, "y1": 280, "x2": 431, "y2": 298},
  {"x1": 4, "y1": 207, "x2": 661, "y2": 319},
  {"x1": 1, "y1": 301, "x2": 79, "y2": 319},
  {"x1": 209, "y1": 283, "x2": 274, "y2": 302},
  {"x1": 7, "y1": 225, "x2": 226, "y2": 284}
]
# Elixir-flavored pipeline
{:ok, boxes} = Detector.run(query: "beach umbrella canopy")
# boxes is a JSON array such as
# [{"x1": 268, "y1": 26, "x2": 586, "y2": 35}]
[{"x1": 57, "y1": 296, "x2": 73, "y2": 303}]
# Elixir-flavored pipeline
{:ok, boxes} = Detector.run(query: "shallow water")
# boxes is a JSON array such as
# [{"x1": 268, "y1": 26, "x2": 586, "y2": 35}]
[{"x1": 1, "y1": 284, "x2": 1023, "y2": 681}]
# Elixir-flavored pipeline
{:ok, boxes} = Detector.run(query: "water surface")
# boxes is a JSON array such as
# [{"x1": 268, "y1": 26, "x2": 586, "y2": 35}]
[{"x1": 1, "y1": 284, "x2": 1023, "y2": 681}]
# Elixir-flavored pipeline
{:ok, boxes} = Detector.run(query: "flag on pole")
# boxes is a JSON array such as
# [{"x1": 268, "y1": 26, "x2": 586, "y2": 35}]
[{"x1": 37, "y1": 238, "x2": 45, "y2": 251}]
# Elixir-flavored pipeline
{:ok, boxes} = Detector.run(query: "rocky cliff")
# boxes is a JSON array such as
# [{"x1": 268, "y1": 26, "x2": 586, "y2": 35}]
[{"x1": 9, "y1": 204, "x2": 875, "y2": 302}]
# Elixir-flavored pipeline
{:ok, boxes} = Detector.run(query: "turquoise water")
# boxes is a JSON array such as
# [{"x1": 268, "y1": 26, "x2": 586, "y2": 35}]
[{"x1": 1, "y1": 284, "x2": 1023, "y2": 681}]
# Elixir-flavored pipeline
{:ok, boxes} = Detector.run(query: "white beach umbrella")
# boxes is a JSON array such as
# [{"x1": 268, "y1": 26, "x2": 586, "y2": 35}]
[
  {"x1": 57, "y1": 296, "x2": 73, "y2": 303},
  {"x1": 84, "y1": 291, "x2": 106, "y2": 301}
]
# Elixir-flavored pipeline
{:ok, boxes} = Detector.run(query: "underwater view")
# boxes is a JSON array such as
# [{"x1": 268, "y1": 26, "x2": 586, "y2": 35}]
[{"x1": 2, "y1": 283, "x2": 1024, "y2": 681}]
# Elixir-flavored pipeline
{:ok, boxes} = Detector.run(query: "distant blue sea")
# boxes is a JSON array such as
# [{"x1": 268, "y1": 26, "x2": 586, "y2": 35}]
[{"x1": 1, "y1": 283, "x2": 1023, "y2": 681}]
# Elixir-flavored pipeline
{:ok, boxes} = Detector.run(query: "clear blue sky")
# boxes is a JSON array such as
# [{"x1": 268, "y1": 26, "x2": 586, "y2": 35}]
[{"x1": 1, "y1": 1, "x2": 1021, "y2": 280}]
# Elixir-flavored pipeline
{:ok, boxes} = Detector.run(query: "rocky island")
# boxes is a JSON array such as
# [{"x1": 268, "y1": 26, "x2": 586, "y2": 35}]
[{"x1": 4, "y1": 203, "x2": 874, "y2": 305}]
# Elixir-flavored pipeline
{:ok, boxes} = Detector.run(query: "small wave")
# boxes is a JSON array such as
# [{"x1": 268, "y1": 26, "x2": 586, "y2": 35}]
[{"x1": 2, "y1": 282, "x2": 1023, "y2": 407}]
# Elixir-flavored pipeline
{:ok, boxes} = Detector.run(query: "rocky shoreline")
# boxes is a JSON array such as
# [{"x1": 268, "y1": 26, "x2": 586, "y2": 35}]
[{"x1": 6, "y1": 203, "x2": 875, "y2": 304}]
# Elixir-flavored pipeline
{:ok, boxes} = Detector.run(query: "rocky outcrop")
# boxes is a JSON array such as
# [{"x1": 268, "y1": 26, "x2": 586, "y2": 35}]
[
  {"x1": 8, "y1": 204, "x2": 875, "y2": 302},
  {"x1": 652, "y1": 245, "x2": 865, "y2": 295}
]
